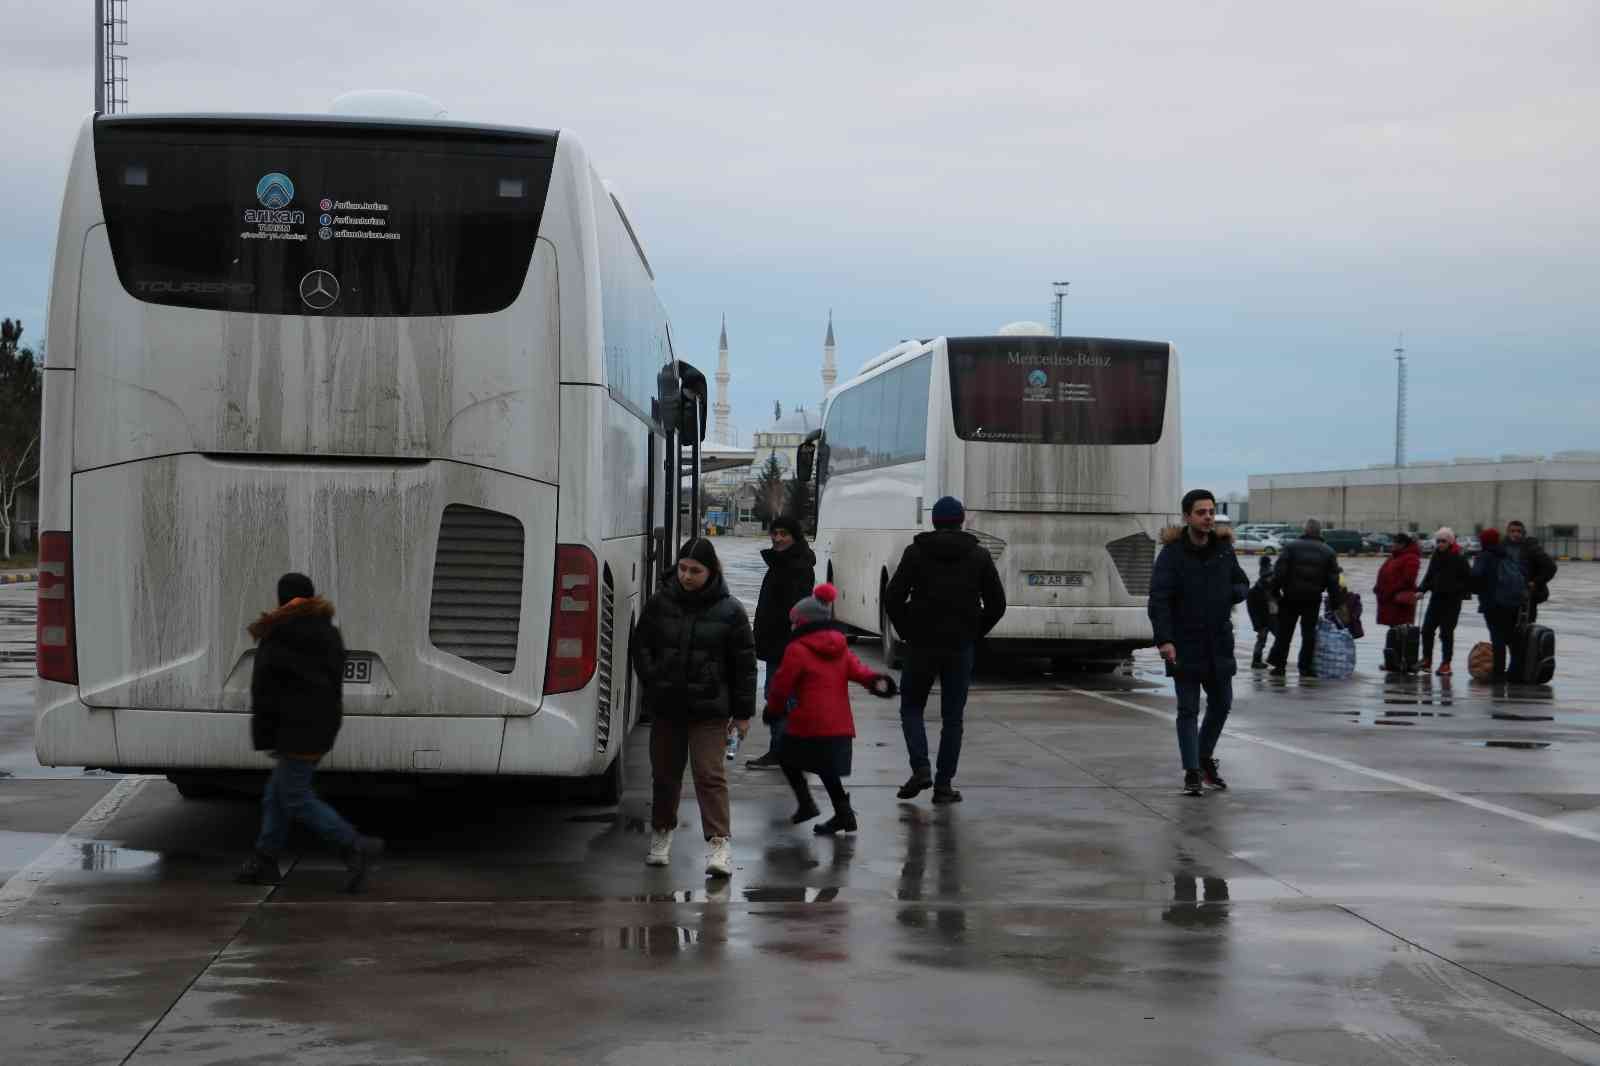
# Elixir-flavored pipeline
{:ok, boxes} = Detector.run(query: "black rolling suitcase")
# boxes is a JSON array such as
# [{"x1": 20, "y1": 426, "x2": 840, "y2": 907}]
[
  {"x1": 1383, "y1": 594, "x2": 1422, "y2": 673},
  {"x1": 1383, "y1": 624, "x2": 1421, "y2": 673},
  {"x1": 1512, "y1": 603, "x2": 1556, "y2": 684}
]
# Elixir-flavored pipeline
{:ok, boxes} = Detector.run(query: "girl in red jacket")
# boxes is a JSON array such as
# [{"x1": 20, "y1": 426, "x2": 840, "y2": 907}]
[{"x1": 765, "y1": 584, "x2": 896, "y2": 834}]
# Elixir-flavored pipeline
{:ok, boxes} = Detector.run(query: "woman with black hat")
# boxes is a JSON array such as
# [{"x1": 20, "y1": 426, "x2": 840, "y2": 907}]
[
  {"x1": 746, "y1": 514, "x2": 818, "y2": 769},
  {"x1": 631, "y1": 538, "x2": 758, "y2": 877}
]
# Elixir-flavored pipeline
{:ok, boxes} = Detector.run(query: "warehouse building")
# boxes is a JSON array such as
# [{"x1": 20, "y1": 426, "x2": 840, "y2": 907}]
[{"x1": 1248, "y1": 453, "x2": 1600, "y2": 560}]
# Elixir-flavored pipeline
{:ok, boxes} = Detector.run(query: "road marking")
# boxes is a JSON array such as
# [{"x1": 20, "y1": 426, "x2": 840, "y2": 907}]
[
  {"x1": 1072, "y1": 688, "x2": 1600, "y2": 846},
  {"x1": 0, "y1": 775, "x2": 154, "y2": 920}
]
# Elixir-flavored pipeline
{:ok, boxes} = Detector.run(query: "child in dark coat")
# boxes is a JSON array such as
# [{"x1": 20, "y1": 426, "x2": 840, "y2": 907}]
[
  {"x1": 235, "y1": 572, "x2": 383, "y2": 892},
  {"x1": 1246, "y1": 555, "x2": 1279, "y2": 669},
  {"x1": 765, "y1": 584, "x2": 896, "y2": 835}
]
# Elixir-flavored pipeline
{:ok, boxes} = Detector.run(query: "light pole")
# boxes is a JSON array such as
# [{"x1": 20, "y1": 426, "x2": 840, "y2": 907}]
[{"x1": 1051, "y1": 281, "x2": 1070, "y2": 338}]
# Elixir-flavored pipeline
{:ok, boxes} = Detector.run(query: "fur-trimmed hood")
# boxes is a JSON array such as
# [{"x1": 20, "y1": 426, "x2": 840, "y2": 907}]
[
  {"x1": 1160, "y1": 525, "x2": 1235, "y2": 546},
  {"x1": 248, "y1": 596, "x2": 336, "y2": 641}
]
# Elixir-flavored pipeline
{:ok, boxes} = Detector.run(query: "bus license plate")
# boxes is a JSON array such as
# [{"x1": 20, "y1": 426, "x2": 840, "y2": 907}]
[
  {"x1": 1027, "y1": 571, "x2": 1087, "y2": 588},
  {"x1": 343, "y1": 656, "x2": 372, "y2": 684}
]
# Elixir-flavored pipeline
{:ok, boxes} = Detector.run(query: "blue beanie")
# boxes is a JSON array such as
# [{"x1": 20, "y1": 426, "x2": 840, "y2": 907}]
[{"x1": 931, "y1": 496, "x2": 965, "y2": 526}]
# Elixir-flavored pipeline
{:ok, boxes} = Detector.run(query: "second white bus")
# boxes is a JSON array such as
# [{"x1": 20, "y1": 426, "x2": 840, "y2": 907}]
[{"x1": 810, "y1": 334, "x2": 1181, "y2": 668}]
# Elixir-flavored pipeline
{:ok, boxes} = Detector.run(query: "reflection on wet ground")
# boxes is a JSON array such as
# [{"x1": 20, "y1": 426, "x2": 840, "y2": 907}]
[{"x1": 4, "y1": 548, "x2": 1600, "y2": 1061}]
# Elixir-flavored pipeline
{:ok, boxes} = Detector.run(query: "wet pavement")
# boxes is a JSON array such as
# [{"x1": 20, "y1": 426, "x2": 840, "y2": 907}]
[{"x1": 3, "y1": 549, "x2": 1600, "y2": 1063}]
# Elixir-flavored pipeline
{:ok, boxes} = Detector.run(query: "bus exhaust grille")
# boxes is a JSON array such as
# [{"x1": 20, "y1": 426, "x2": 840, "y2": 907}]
[
  {"x1": 595, "y1": 567, "x2": 616, "y2": 752},
  {"x1": 428, "y1": 505, "x2": 525, "y2": 674},
  {"x1": 1106, "y1": 533, "x2": 1156, "y2": 596}
]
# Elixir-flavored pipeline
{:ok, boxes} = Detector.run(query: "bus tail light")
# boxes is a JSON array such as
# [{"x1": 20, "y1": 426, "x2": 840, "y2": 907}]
[
  {"x1": 544, "y1": 544, "x2": 598, "y2": 695},
  {"x1": 37, "y1": 531, "x2": 78, "y2": 685}
]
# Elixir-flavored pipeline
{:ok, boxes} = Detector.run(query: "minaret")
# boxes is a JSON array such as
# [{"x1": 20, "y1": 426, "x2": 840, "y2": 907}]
[
  {"x1": 713, "y1": 314, "x2": 731, "y2": 442},
  {"x1": 821, "y1": 310, "x2": 837, "y2": 406}
]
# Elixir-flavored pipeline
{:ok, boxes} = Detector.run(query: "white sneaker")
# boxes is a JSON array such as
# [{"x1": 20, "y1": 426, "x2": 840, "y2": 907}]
[
  {"x1": 705, "y1": 836, "x2": 733, "y2": 878},
  {"x1": 645, "y1": 829, "x2": 673, "y2": 866}
]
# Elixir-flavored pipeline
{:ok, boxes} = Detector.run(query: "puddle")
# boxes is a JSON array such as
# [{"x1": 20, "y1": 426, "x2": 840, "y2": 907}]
[
  {"x1": 77, "y1": 842, "x2": 162, "y2": 872},
  {"x1": 743, "y1": 886, "x2": 840, "y2": 903},
  {"x1": 565, "y1": 813, "x2": 618, "y2": 824},
  {"x1": 601, "y1": 925, "x2": 702, "y2": 953},
  {"x1": 1471, "y1": 740, "x2": 1554, "y2": 750},
  {"x1": 1162, "y1": 873, "x2": 1230, "y2": 929},
  {"x1": 1492, "y1": 712, "x2": 1555, "y2": 722}
]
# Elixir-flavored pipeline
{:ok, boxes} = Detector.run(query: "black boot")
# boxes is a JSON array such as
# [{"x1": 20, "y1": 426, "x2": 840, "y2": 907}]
[
  {"x1": 342, "y1": 835, "x2": 385, "y2": 894},
  {"x1": 814, "y1": 800, "x2": 857, "y2": 835},
  {"x1": 234, "y1": 851, "x2": 282, "y2": 885},
  {"x1": 896, "y1": 771, "x2": 933, "y2": 800}
]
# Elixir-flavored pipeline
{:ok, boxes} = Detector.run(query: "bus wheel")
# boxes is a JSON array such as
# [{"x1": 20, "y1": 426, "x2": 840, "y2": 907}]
[
  {"x1": 878, "y1": 596, "x2": 904, "y2": 670},
  {"x1": 589, "y1": 745, "x2": 627, "y2": 806},
  {"x1": 168, "y1": 774, "x2": 222, "y2": 800}
]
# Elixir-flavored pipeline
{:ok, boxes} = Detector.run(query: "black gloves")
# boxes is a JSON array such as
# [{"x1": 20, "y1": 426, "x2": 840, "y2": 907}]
[{"x1": 868, "y1": 675, "x2": 898, "y2": 699}]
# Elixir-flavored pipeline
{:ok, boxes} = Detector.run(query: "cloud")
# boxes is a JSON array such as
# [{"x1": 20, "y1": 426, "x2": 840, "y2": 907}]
[{"x1": 1, "y1": 0, "x2": 1595, "y2": 486}]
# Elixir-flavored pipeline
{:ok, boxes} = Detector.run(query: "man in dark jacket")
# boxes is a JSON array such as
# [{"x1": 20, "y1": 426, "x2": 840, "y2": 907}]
[
  {"x1": 1149, "y1": 489, "x2": 1250, "y2": 796},
  {"x1": 1245, "y1": 554, "x2": 1279, "y2": 669},
  {"x1": 1505, "y1": 520, "x2": 1558, "y2": 622},
  {"x1": 746, "y1": 515, "x2": 817, "y2": 769},
  {"x1": 1267, "y1": 518, "x2": 1343, "y2": 676},
  {"x1": 236, "y1": 573, "x2": 383, "y2": 891},
  {"x1": 1471, "y1": 528, "x2": 1523, "y2": 681},
  {"x1": 883, "y1": 495, "x2": 1006, "y2": 804}
]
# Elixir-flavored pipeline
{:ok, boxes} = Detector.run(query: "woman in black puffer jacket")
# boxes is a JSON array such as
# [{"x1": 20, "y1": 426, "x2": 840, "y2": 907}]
[{"x1": 631, "y1": 538, "x2": 757, "y2": 878}]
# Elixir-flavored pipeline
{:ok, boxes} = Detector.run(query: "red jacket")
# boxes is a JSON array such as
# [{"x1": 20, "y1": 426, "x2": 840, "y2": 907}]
[
  {"x1": 765, "y1": 624, "x2": 879, "y2": 739},
  {"x1": 1374, "y1": 541, "x2": 1422, "y2": 626}
]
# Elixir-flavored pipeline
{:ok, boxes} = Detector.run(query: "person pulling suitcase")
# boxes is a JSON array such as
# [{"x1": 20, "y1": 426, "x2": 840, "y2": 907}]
[{"x1": 1374, "y1": 533, "x2": 1422, "y2": 673}]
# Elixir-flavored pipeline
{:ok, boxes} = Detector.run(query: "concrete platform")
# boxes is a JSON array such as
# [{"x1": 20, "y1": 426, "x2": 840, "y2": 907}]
[{"x1": 1, "y1": 552, "x2": 1599, "y2": 1063}]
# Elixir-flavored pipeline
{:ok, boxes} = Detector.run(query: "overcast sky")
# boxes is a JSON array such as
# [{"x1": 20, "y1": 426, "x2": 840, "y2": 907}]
[{"x1": 3, "y1": 0, "x2": 1596, "y2": 491}]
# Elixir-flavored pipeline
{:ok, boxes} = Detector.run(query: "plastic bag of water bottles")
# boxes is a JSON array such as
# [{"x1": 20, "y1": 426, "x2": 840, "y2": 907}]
[{"x1": 725, "y1": 725, "x2": 741, "y2": 761}]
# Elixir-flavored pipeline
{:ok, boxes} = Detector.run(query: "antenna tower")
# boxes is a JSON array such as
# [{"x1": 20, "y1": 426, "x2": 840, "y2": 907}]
[
  {"x1": 1050, "y1": 281, "x2": 1070, "y2": 338},
  {"x1": 94, "y1": 0, "x2": 129, "y2": 114},
  {"x1": 1393, "y1": 336, "x2": 1407, "y2": 468}
]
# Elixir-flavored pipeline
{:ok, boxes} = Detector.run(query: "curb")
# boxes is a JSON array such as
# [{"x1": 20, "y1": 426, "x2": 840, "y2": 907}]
[{"x1": 0, "y1": 572, "x2": 37, "y2": 585}]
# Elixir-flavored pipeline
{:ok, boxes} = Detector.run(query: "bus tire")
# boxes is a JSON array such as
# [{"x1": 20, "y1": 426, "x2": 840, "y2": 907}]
[
  {"x1": 879, "y1": 594, "x2": 904, "y2": 670},
  {"x1": 590, "y1": 745, "x2": 627, "y2": 806},
  {"x1": 168, "y1": 774, "x2": 222, "y2": 800}
]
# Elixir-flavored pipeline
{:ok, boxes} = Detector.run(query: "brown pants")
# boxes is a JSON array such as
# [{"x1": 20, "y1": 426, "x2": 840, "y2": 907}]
[{"x1": 650, "y1": 717, "x2": 731, "y2": 840}]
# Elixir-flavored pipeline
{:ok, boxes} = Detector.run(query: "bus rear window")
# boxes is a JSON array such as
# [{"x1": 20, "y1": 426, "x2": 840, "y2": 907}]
[
  {"x1": 94, "y1": 118, "x2": 557, "y2": 316},
  {"x1": 947, "y1": 338, "x2": 1169, "y2": 445}
]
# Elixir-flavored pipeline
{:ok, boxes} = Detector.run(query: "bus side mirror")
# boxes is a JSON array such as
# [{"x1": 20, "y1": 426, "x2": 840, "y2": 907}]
[
  {"x1": 656, "y1": 367, "x2": 682, "y2": 429},
  {"x1": 797, "y1": 430, "x2": 821, "y2": 483}
]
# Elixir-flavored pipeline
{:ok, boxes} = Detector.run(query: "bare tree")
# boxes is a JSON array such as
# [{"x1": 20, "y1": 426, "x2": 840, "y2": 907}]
[{"x1": 0, "y1": 320, "x2": 42, "y2": 559}]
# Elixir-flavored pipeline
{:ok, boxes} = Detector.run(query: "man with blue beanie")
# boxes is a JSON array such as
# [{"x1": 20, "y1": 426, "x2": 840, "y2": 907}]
[{"x1": 883, "y1": 495, "x2": 1007, "y2": 804}]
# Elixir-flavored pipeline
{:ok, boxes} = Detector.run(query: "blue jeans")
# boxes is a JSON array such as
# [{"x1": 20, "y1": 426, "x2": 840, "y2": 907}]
[
  {"x1": 899, "y1": 643, "x2": 976, "y2": 785},
  {"x1": 763, "y1": 656, "x2": 790, "y2": 750},
  {"x1": 255, "y1": 756, "x2": 358, "y2": 856},
  {"x1": 1175, "y1": 674, "x2": 1232, "y2": 771}
]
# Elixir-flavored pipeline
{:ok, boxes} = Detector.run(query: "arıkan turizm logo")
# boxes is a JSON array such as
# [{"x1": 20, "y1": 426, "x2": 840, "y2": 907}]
[
  {"x1": 256, "y1": 172, "x2": 296, "y2": 210},
  {"x1": 1027, "y1": 369, "x2": 1048, "y2": 388}
]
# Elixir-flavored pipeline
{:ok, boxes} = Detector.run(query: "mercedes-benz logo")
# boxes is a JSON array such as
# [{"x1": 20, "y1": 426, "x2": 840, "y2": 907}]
[{"x1": 299, "y1": 270, "x2": 340, "y2": 311}]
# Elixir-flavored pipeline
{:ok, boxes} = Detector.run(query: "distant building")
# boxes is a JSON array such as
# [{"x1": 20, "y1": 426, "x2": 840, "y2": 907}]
[{"x1": 1248, "y1": 454, "x2": 1600, "y2": 558}]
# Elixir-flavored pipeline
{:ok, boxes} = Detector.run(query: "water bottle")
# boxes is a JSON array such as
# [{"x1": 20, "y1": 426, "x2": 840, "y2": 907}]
[{"x1": 724, "y1": 725, "x2": 741, "y2": 761}]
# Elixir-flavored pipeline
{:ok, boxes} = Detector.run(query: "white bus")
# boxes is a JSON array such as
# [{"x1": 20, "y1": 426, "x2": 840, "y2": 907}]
[
  {"x1": 809, "y1": 334, "x2": 1181, "y2": 669},
  {"x1": 34, "y1": 112, "x2": 706, "y2": 799}
]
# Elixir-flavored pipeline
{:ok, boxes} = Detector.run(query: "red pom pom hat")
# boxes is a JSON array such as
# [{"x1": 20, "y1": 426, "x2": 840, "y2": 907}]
[{"x1": 789, "y1": 583, "x2": 838, "y2": 625}]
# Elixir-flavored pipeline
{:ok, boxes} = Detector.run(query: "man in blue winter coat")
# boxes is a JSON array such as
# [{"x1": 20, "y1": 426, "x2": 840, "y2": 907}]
[{"x1": 1148, "y1": 490, "x2": 1250, "y2": 796}]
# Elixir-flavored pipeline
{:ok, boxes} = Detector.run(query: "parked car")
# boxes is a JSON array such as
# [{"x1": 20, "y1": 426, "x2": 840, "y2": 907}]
[
  {"x1": 1460, "y1": 534, "x2": 1481, "y2": 555},
  {"x1": 1362, "y1": 532, "x2": 1393, "y2": 553},
  {"x1": 1322, "y1": 528, "x2": 1366, "y2": 555},
  {"x1": 1235, "y1": 533, "x2": 1283, "y2": 555}
]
